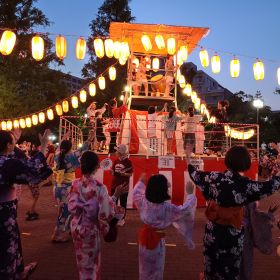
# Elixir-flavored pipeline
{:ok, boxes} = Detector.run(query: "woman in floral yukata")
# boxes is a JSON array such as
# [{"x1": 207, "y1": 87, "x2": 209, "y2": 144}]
[
  {"x1": 0, "y1": 129, "x2": 52, "y2": 279},
  {"x1": 52, "y1": 136, "x2": 89, "y2": 242},
  {"x1": 188, "y1": 145, "x2": 280, "y2": 280},
  {"x1": 133, "y1": 174, "x2": 197, "y2": 280},
  {"x1": 68, "y1": 151, "x2": 125, "y2": 280}
]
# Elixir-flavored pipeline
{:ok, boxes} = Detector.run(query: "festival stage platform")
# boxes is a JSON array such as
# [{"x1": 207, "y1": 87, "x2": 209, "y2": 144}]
[{"x1": 76, "y1": 155, "x2": 258, "y2": 208}]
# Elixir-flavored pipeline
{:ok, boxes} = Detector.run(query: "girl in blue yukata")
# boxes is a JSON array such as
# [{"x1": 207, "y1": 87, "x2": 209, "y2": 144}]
[{"x1": 52, "y1": 137, "x2": 89, "y2": 242}]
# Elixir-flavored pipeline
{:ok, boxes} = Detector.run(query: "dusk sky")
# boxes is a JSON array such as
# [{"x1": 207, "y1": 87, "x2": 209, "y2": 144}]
[{"x1": 36, "y1": 0, "x2": 280, "y2": 110}]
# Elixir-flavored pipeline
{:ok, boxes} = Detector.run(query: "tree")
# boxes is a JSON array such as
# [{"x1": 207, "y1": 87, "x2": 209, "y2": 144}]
[
  {"x1": 82, "y1": 0, "x2": 135, "y2": 104},
  {"x1": 0, "y1": 0, "x2": 68, "y2": 119}
]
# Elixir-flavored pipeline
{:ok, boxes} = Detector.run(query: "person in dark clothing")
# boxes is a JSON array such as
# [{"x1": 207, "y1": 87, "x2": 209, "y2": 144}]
[{"x1": 95, "y1": 111, "x2": 107, "y2": 152}]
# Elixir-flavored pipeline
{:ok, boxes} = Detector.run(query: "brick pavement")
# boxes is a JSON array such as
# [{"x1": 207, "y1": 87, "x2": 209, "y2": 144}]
[{"x1": 17, "y1": 186, "x2": 280, "y2": 280}]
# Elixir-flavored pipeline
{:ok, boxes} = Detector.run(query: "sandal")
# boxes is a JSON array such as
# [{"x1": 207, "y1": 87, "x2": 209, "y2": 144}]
[{"x1": 22, "y1": 262, "x2": 38, "y2": 280}]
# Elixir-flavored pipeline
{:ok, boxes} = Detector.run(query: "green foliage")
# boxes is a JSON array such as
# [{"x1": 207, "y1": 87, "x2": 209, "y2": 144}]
[
  {"x1": 0, "y1": 0, "x2": 69, "y2": 119},
  {"x1": 82, "y1": 0, "x2": 135, "y2": 104}
]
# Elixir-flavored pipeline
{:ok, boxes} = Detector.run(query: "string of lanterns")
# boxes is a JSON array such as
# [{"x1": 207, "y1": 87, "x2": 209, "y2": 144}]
[{"x1": 0, "y1": 61, "x2": 119, "y2": 130}]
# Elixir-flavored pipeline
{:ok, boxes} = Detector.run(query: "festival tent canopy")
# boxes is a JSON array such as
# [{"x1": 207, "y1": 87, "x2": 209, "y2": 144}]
[{"x1": 109, "y1": 22, "x2": 210, "y2": 55}]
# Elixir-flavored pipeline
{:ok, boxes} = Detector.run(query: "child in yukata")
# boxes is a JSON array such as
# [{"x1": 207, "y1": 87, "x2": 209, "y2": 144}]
[
  {"x1": 188, "y1": 146, "x2": 280, "y2": 280},
  {"x1": 133, "y1": 174, "x2": 197, "y2": 280},
  {"x1": 68, "y1": 151, "x2": 125, "y2": 280}
]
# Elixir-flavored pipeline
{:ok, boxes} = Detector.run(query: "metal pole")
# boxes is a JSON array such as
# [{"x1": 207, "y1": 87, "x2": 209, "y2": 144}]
[{"x1": 256, "y1": 108, "x2": 259, "y2": 124}]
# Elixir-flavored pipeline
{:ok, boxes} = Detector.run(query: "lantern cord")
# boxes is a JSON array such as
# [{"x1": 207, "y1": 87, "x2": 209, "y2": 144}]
[{"x1": 0, "y1": 60, "x2": 119, "y2": 121}]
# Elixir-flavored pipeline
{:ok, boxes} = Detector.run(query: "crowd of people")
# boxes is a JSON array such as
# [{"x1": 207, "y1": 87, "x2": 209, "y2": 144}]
[{"x1": 1, "y1": 123, "x2": 280, "y2": 280}]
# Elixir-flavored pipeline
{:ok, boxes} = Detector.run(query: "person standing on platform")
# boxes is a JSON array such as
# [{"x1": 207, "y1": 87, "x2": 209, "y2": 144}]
[
  {"x1": 111, "y1": 144, "x2": 133, "y2": 226},
  {"x1": 136, "y1": 56, "x2": 149, "y2": 96},
  {"x1": 107, "y1": 93, "x2": 128, "y2": 154},
  {"x1": 163, "y1": 106, "x2": 183, "y2": 155},
  {"x1": 95, "y1": 111, "x2": 107, "y2": 153},
  {"x1": 164, "y1": 54, "x2": 175, "y2": 97},
  {"x1": 129, "y1": 62, "x2": 139, "y2": 96},
  {"x1": 188, "y1": 146, "x2": 280, "y2": 280},
  {"x1": 133, "y1": 174, "x2": 197, "y2": 280},
  {"x1": 182, "y1": 106, "x2": 197, "y2": 157}
]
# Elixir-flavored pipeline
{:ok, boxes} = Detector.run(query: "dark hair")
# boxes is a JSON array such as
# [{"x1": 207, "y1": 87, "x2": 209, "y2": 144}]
[
  {"x1": 219, "y1": 100, "x2": 229, "y2": 108},
  {"x1": 225, "y1": 146, "x2": 251, "y2": 172},
  {"x1": 166, "y1": 54, "x2": 172, "y2": 59},
  {"x1": 81, "y1": 151, "x2": 99, "y2": 175},
  {"x1": 57, "y1": 140, "x2": 72, "y2": 170},
  {"x1": 95, "y1": 111, "x2": 101, "y2": 117},
  {"x1": 168, "y1": 106, "x2": 176, "y2": 119},
  {"x1": 145, "y1": 174, "x2": 170, "y2": 203},
  {"x1": 148, "y1": 106, "x2": 156, "y2": 114},
  {"x1": 0, "y1": 130, "x2": 13, "y2": 153},
  {"x1": 188, "y1": 106, "x2": 194, "y2": 117}
]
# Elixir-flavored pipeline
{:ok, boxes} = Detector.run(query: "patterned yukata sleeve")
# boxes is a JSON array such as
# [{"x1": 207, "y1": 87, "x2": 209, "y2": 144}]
[
  {"x1": 132, "y1": 181, "x2": 146, "y2": 209},
  {"x1": 166, "y1": 194, "x2": 197, "y2": 222},
  {"x1": 233, "y1": 175, "x2": 280, "y2": 205},
  {"x1": 98, "y1": 185, "x2": 115, "y2": 235},
  {"x1": 188, "y1": 164, "x2": 216, "y2": 200}
]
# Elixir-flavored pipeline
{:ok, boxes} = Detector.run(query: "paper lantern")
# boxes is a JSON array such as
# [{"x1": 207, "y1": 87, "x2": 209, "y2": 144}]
[
  {"x1": 211, "y1": 55, "x2": 221, "y2": 74},
  {"x1": 183, "y1": 83, "x2": 192, "y2": 96},
  {"x1": 19, "y1": 118, "x2": 26, "y2": 129},
  {"x1": 55, "y1": 35, "x2": 67, "y2": 59},
  {"x1": 141, "y1": 35, "x2": 152, "y2": 52},
  {"x1": 98, "y1": 76, "x2": 105, "y2": 90},
  {"x1": 105, "y1": 39, "x2": 114, "y2": 58},
  {"x1": 79, "y1": 89, "x2": 87, "y2": 103},
  {"x1": 76, "y1": 37, "x2": 86, "y2": 60},
  {"x1": 230, "y1": 58, "x2": 240, "y2": 78},
  {"x1": 191, "y1": 91, "x2": 197, "y2": 103},
  {"x1": 62, "y1": 100, "x2": 69, "y2": 113},
  {"x1": 277, "y1": 67, "x2": 280, "y2": 86},
  {"x1": 120, "y1": 42, "x2": 130, "y2": 59},
  {"x1": 119, "y1": 56, "x2": 127, "y2": 65},
  {"x1": 13, "y1": 120, "x2": 19, "y2": 129},
  {"x1": 132, "y1": 57, "x2": 139, "y2": 68},
  {"x1": 179, "y1": 75, "x2": 186, "y2": 88},
  {"x1": 167, "y1": 38, "x2": 176, "y2": 55},
  {"x1": 94, "y1": 38, "x2": 104, "y2": 58},
  {"x1": 200, "y1": 103, "x2": 207, "y2": 115},
  {"x1": 0, "y1": 30, "x2": 16, "y2": 55},
  {"x1": 25, "y1": 117, "x2": 32, "y2": 128},
  {"x1": 155, "y1": 34, "x2": 165, "y2": 50},
  {"x1": 253, "y1": 60, "x2": 264, "y2": 80},
  {"x1": 152, "y1": 58, "x2": 160, "y2": 72},
  {"x1": 109, "y1": 66, "x2": 116, "y2": 81},
  {"x1": 47, "y1": 109, "x2": 54, "y2": 120},
  {"x1": 194, "y1": 98, "x2": 201, "y2": 110},
  {"x1": 6, "y1": 120, "x2": 12, "y2": 130},
  {"x1": 32, "y1": 114, "x2": 38, "y2": 125},
  {"x1": 180, "y1": 46, "x2": 188, "y2": 62},
  {"x1": 176, "y1": 50, "x2": 184, "y2": 66},
  {"x1": 89, "y1": 83, "x2": 96, "y2": 97},
  {"x1": 199, "y1": 49, "x2": 209, "y2": 68},
  {"x1": 55, "y1": 104, "x2": 63, "y2": 116},
  {"x1": 71, "y1": 96, "x2": 79, "y2": 108},
  {"x1": 1, "y1": 121, "x2": 7, "y2": 130},
  {"x1": 38, "y1": 112, "x2": 45, "y2": 123},
  {"x1": 113, "y1": 41, "x2": 121, "y2": 59},
  {"x1": 32, "y1": 35, "x2": 44, "y2": 61}
]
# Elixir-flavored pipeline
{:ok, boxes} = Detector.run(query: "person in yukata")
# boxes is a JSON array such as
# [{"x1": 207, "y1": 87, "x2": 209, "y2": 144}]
[
  {"x1": 0, "y1": 129, "x2": 53, "y2": 280},
  {"x1": 52, "y1": 135, "x2": 89, "y2": 242},
  {"x1": 133, "y1": 173, "x2": 197, "y2": 280},
  {"x1": 68, "y1": 151, "x2": 125, "y2": 280},
  {"x1": 239, "y1": 202, "x2": 278, "y2": 280},
  {"x1": 111, "y1": 144, "x2": 133, "y2": 226},
  {"x1": 188, "y1": 145, "x2": 280, "y2": 280}
]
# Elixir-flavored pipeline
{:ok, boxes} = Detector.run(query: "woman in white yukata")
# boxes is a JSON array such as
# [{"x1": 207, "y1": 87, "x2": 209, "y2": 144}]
[
  {"x1": 68, "y1": 151, "x2": 125, "y2": 280},
  {"x1": 133, "y1": 174, "x2": 197, "y2": 280}
]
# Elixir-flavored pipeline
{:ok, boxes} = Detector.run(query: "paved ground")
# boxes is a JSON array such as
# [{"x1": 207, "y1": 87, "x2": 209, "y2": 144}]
[{"x1": 18, "y1": 186, "x2": 280, "y2": 280}]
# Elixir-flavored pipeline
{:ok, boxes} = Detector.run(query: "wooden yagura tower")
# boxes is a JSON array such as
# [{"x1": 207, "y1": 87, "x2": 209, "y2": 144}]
[{"x1": 109, "y1": 22, "x2": 209, "y2": 109}]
